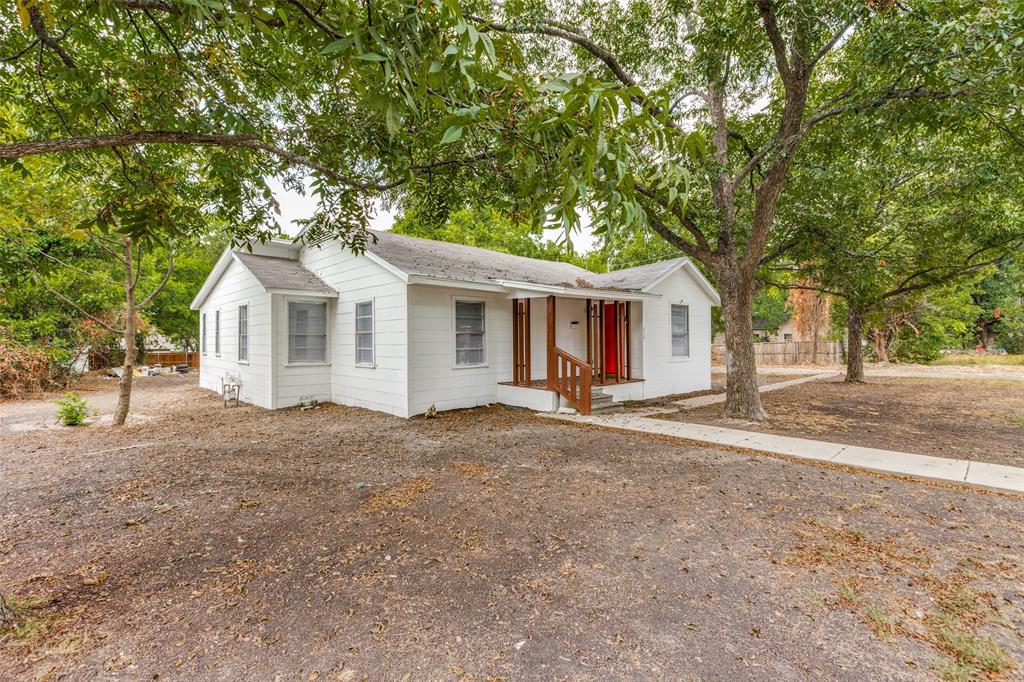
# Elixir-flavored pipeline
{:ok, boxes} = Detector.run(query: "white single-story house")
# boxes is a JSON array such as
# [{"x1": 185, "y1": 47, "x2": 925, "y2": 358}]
[{"x1": 189, "y1": 230, "x2": 720, "y2": 417}]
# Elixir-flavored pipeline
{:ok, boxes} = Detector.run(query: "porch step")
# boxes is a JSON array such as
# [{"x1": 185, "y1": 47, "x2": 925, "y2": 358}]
[{"x1": 588, "y1": 389, "x2": 622, "y2": 415}]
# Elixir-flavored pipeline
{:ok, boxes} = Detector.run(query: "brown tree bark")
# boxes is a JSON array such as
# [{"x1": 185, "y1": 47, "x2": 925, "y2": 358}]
[
  {"x1": 719, "y1": 273, "x2": 767, "y2": 419},
  {"x1": 846, "y1": 305, "x2": 866, "y2": 382},
  {"x1": 112, "y1": 238, "x2": 137, "y2": 427}
]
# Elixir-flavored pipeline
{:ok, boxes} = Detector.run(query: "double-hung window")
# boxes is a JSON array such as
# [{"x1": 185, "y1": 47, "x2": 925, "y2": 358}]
[
  {"x1": 288, "y1": 301, "x2": 327, "y2": 363},
  {"x1": 214, "y1": 310, "x2": 221, "y2": 356},
  {"x1": 237, "y1": 305, "x2": 249, "y2": 362},
  {"x1": 455, "y1": 300, "x2": 486, "y2": 366},
  {"x1": 201, "y1": 313, "x2": 207, "y2": 354},
  {"x1": 671, "y1": 304, "x2": 690, "y2": 358},
  {"x1": 355, "y1": 301, "x2": 374, "y2": 366}
]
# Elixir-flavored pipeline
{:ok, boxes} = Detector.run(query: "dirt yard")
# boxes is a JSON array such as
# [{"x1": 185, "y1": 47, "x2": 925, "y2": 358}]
[
  {"x1": 655, "y1": 377, "x2": 1024, "y2": 467},
  {"x1": 2, "y1": 377, "x2": 1023, "y2": 681}
]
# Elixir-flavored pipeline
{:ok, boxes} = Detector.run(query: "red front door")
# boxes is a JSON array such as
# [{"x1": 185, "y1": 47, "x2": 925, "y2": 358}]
[{"x1": 603, "y1": 303, "x2": 617, "y2": 376}]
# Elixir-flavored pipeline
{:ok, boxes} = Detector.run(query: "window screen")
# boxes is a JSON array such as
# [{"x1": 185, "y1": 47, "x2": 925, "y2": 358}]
[
  {"x1": 215, "y1": 310, "x2": 221, "y2": 355},
  {"x1": 238, "y1": 305, "x2": 249, "y2": 362},
  {"x1": 671, "y1": 304, "x2": 690, "y2": 358},
  {"x1": 355, "y1": 300, "x2": 373, "y2": 365},
  {"x1": 288, "y1": 301, "x2": 327, "y2": 363},
  {"x1": 455, "y1": 301, "x2": 485, "y2": 366}
]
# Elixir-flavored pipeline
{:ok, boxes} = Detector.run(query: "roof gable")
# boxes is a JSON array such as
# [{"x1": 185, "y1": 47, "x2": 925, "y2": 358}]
[
  {"x1": 190, "y1": 246, "x2": 335, "y2": 310},
  {"x1": 233, "y1": 253, "x2": 335, "y2": 295}
]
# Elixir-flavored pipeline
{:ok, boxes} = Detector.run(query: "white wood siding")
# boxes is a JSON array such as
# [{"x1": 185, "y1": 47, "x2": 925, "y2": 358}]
[
  {"x1": 639, "y1": 271, "x2": 713, "y2": 397},
  {"x1": 197, "y1": 259, "x2": 273, "y2": 408},
  {"x1": 270, "y1": 293, "x2": 334, "y2": 408},
  {"x1": 299, "y1": 243, "x2": 409, "y2": 417},
  {"x1": 407, "y1": 285, "x2": 513, "y2": 416}
]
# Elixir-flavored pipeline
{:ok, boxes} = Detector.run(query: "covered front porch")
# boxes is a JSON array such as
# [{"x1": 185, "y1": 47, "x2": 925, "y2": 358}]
[{"x1": 499, "y1": 292, "x2": 647, "y2": 415}]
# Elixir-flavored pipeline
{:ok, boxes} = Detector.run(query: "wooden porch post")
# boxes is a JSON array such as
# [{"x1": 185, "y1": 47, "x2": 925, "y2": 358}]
[
  {"x1": 512, "y1": 299, "x2": 520, "y2": 385},
  {"x1": 524, "y1": 298, "x2": 531, "y2": 384},
  {"x1": 546, "y1": 295, "x2": 556, "y2": 389}
]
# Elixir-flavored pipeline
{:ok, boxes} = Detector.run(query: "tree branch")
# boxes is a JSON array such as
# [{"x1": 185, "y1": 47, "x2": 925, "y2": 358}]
[
  {"x1": 635, "y1": 182, "x2": 713, "y2": 259},
  {"x1": 644, "y1": 214, "x2": 711, "y2": 265},
  {"x1": 139, "y1": 252, "x2": 174, "y2": 309},
  {"x1": 470, "y1": 14, "x2": 678, "y2": 129},
  {"x1": 755, "y1": 0, "x2": 792, "y2": 83},
  {"x1": 27, "y1": 4, "x2": 75, "y2": 69},
  {"x1": 0, "y1": 131, "x2": 490, "y2": 193},
  {"x1": 284, "y1": 0, "x2": 343, "y2": 39},
  {"x1": 33, "y1": 273, "x2": 123, "y2": 334}
]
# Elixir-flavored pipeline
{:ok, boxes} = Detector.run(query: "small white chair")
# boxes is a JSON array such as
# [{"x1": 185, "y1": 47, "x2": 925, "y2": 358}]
[{"x1": 221, "y1": 373, "x2": 242, "y2": 407}]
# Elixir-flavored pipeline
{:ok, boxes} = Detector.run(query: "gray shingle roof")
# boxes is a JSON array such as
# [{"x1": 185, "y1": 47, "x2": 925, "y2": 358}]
[
  {"x1": 234, "y1": 253, "x2": 336, "y2": 294},
  {"x1": 586, "y1": 258, "x2": 688, "y2": 291},
  {"x1": 364, "y1": 230, "x2": 687, "y2": 294},
  {"x1": 365, "y1": 230, "x2": 594, "y2": 288}
]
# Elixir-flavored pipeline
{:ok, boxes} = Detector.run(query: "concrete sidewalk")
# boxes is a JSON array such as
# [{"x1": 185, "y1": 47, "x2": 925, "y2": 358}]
[
  {"x1": 545, "y1": 411, "x2": 1024, "y2": 494},
  {"x1": 674, "y1": 371, "x2": 838, "y2": 408}
]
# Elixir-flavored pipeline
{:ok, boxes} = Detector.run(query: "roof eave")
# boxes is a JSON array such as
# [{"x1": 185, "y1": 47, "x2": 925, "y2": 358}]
[
  {"x1": 266, "y1": 288, "x2": 338, "y2": 298},
  {"x1": 189, "y1": 247, "x2": 237, "y2": 310},
  {"x1": 493, "y1": 280, "x2": 659, "y2": 301},
  {"x1": 406, "y1": 275, "x2": 507, "y2": 293}
]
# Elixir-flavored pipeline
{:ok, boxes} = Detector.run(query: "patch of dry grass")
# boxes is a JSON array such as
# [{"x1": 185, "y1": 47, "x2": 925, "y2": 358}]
[
  {"x1": 361, "y1": 477, "x2": 433, "y2": 512},
  {"x1": 933, "y1": 354, "x2": 1024, "y2": 366},
  {"x1": 785, "y1": 522, "x2": 1015, "y2": 680},
  {"x1": 452, "y1": 461, "x2": 489, "y2": 478}
]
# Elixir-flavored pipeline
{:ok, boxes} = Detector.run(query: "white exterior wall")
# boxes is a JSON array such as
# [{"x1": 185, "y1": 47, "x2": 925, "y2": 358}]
[
  {"x1": 407, "y1": 284, "x2": 514, "y2": 416},
  {"x1": 299, "y1": 243, "x2": 409, "y2": 417},
  {"x1": 197, "y1": 259, "x2": 273, "y2": 408},
  {"x1": 638, "y1": 271, "x2": 714, "y2": 398},
  {"x1": 269, "y1": 293, "x2": 335, "y2": 408}
]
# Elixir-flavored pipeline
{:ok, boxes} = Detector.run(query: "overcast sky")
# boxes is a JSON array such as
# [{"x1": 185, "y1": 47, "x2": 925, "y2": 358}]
[{"x1": 266, "y1": 176, "x2": 601, "y2": 253}]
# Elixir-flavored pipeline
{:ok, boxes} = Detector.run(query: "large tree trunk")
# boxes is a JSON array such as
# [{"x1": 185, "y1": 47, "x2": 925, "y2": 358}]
[
  {"x1": 846, "y1": 305, "x2": 866, "y2": 383},
  {"x1": 719, "y1": 274, "x2": 767, "y2": 420},
  {"x1": 112, "y1": 239, "x2": 136, "y2": 427},
  {"x1": 871, "y1": 327, "x2": 890, "y2": 363}
]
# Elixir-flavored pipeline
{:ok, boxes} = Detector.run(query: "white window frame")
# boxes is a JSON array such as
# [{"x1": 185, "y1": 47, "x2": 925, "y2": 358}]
[
  {"x1": 670, "y1": 303, "x2": 690, "y2": 360},
  {"x1": 201, "y1": 313, "x2": 207, "y2": 355},
  {"x1": 452, "y1": 298, "x2": 487, "y2": 368},
  {"x1": 354, "y1": 299, "x2": 375, "y2": 367},
  {"x1": 286, "y1": 298, "x2": 330, "y2": 366},
  {"x1": 237, "y1": 304, "x2": 249, "y2": 364},
  {"x1": 214, "y1": 309, "x2": 221, "y2": 357}
]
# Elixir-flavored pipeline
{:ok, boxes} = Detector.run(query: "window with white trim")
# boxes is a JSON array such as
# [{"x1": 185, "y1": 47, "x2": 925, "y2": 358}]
[
  {"x1": 671, "y1": 304, "x2": 690, "y2": 358},
  {"x1": 455, "y1": 300, "x2": 485, "y2": 366},
  {"x1": 238, "y1": 304, "x2": 249, "y2": 362},
  {"x1": 288, "y1": 300, "x2": 327, "y2": 363},
  {"x1": 214, "y1": 310, "x2": 221, "y2": 356},
  {"x1": 355, "y1": 300, "x2": 374, "y2": 366},
  {"x1": 201, "y1": 313, "x2": 207, "y2": 354}
]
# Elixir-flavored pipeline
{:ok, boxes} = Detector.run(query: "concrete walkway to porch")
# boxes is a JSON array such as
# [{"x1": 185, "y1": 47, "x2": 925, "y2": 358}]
[
  {"x1": 672, "y1": 371, "x2": 839, "y2": 408},
  {"x1": 544, "y1": 370, "x2": 1024, "y2": 494}
]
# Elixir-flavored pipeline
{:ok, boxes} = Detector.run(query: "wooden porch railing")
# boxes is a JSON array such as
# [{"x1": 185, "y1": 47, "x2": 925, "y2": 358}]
[{"x1": 550, "y1": 347, "x2": 592, "y2": 415}]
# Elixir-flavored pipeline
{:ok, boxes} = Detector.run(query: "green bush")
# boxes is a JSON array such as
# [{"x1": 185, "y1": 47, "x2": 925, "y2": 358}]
[{"x1": 55, "y1": 393, "x2": 89, "y2": 426}]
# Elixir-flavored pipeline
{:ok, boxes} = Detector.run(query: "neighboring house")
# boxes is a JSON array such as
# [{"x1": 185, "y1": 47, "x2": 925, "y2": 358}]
[
  {"x1": 713, "y1": 316, "x2": 800, "y2": 345},
  {"x1": 190, "y1": 230, "x2": 719, "y2": 417},
  {"x1": 144, "y1": 331, "x2": 180, "y2": 352}
]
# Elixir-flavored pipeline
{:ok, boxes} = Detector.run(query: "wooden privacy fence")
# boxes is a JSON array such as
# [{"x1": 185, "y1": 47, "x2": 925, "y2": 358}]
[
  {"x1": 711, "y1": 340, "x2": 842, "y2": 366},
  {"x1": 144, "y1": 351, "x2": 200, "y2": 369}
]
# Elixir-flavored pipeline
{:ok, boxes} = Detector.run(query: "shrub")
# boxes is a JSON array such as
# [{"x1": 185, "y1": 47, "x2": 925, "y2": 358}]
[
  {"x1": 0, "y1": 328, "x2": 75, "y2": 398},
  {"x1": 55, "y1": 393, "x2": 89, "y2": 426}
]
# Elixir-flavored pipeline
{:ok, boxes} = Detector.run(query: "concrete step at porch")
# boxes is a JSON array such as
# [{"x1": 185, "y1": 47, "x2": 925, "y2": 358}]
[{"x1": 588, "y1": 388, "x2": 622, "y2": 415}]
